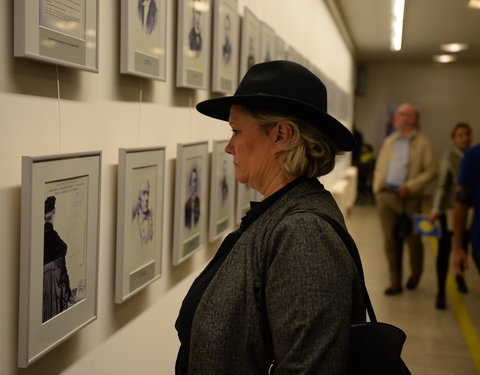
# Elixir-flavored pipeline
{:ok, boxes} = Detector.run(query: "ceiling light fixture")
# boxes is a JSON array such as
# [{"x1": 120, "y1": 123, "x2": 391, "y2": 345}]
[
  {"x1": 440, "y1": 43, "x2": 469, "y2": 53},
  {"x1": 390, "y1": 0, "x2": 405, "y2": 51},
  {"x1": 467, "y1": 0, "x2": 480, "y2": 9},
  {"x1": 432, "y1": 54, "x2": 458, "y2": 63}
]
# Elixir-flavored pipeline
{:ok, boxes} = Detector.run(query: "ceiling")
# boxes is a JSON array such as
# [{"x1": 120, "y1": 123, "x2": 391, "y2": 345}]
[{"x1": 327, "y1": 0, "x2": 480, "y2": 63}]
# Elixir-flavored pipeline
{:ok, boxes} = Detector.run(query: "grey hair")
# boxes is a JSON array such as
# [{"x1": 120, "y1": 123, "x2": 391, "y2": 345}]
[{"x1": 243, "y1": 106, "x2": 342, "y2": 178}]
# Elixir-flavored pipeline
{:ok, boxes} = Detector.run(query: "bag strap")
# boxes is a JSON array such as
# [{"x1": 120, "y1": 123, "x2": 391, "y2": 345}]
[{"x1": 313, "y1": 212, "x2": 377, "y2": 323}]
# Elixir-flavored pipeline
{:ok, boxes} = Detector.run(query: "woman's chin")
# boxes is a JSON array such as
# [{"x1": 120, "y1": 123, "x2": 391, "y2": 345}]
[{"x1": 236, "y1": 173, "x2": 247, "y2": 185}]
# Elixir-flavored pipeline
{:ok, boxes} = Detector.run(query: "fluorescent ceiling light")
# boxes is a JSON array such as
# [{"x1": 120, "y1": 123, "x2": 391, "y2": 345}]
[
  {"x1": 468, "y1": 0, "x2": 480, "y2": 9},
  {"x1": 440, "y1": 43, "x2": 469, "y2": 53},
  {"x1": 432, "y1": 54, "x2": 458, "y2": 63},
  {"x1": 390, "y1": 0, "x2": 405, "y2": 51}
]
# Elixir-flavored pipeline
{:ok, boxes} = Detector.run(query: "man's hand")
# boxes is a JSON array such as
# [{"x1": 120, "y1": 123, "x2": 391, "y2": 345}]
[
  {"x1": 453, "y1": 247, "x2": 468, "y2": 277},
  {"x1": 398, "y1": 183, "x2": 409, "y2": 198}
]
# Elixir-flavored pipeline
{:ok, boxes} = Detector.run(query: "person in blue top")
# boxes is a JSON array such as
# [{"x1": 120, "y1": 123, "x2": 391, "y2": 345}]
[{"x1": 453, "y1": 143, "x2": 480, "y2": 276}]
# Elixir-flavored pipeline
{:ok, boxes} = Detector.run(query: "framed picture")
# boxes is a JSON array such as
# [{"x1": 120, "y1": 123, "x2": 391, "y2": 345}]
[
  {"x1": 286, "y1": 45, "x2": 299, "y2": 63},
  {"x1": 115, "y1": 147, "x2": 165, "y2": 303},
  {"x1": 173, "y1": 142, "x2": 209, "y2": 265},
  {"x1": 209, "y1": 140, "x2": 235, "y2": 241},
  {"x1": 211, "y1": 0, "x2": 239, "y2": 94},
  {"x1": 176, "y1": 0, "x2": 212, "y2": 89},
  {"x1": 260, "y1": 21, "x2": 275, "y2": 63},
  {"x1": 239, "y1": 7, "x2": 260, "y2": 80},
  {"x1": 18, "y1": 151, "x2": 101, "y2": 367},
  {"x1": 275, "y1": 35, "x2": 286, "y2": 60},
  {"x1": 235, "y1": 181, "x2": 259, "y2": 224},
  {"x1": 14, "y1": 0, "x2": 99, "y2": 72},
  {"x1": 121, "y1": 0, "x2": 167, "y2": 80}
]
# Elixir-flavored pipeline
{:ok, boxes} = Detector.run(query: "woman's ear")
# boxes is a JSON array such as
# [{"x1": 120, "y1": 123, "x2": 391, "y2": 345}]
[{"x1": 273, "y1": 121, "x2": 294, "y2": 147}]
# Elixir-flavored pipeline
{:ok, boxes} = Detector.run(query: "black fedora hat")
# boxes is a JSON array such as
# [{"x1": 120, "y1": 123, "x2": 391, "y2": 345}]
[{"x1": 196, "y1": 60, "x2": 355, "y2": 151}]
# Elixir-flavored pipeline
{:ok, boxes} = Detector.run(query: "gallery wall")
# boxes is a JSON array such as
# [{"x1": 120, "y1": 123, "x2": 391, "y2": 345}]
[{"x1": 0, "y1": 0, "x2": 355, "y2": 374}]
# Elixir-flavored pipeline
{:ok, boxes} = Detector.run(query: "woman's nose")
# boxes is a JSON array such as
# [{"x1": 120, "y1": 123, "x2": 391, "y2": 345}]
[{"x1": 225, "y1": 137, "x2": 234, "y2": 154}]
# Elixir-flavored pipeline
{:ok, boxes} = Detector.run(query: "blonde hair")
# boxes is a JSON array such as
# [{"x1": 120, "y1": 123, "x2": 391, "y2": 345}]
[{"x1": 243, "y1": 106, "x2": 341, "y2": 178}]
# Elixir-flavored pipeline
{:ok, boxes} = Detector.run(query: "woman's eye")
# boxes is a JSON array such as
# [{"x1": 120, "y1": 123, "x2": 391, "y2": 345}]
[{"x1": 231, "y1": 129, "x2": 240, "y2": 136}]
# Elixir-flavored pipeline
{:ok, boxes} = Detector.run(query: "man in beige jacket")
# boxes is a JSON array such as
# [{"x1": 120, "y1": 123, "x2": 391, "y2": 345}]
[{"x1": 373, "y1": 103, "x2": 437, "y2": 295}]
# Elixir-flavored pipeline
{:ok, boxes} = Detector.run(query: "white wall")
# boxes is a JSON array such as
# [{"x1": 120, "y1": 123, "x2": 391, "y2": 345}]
[{"x1": 0, "y1": 1, "x2": 354, "y2": 374}]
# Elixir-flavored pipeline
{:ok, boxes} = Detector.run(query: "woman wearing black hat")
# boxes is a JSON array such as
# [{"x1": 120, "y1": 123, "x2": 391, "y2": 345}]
[{"x1": 175, "y1": 60, "x2": 365, "y2": 374}]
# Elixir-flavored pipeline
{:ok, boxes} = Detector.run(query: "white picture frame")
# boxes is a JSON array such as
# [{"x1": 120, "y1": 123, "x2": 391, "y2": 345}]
[
  {"x1": 115, "y1": 147, "x2": 165, "y2": 303},
  {"x1": 173, "y1": 141, "x2": 209, "y2": 265},
  {"x1": 18, "y1": 151, "x2": 101, "y2": 367},
  {"x1": 121, "y1": 0, "x2": 167, "y2": 80},
  {"x1": 14, "y1": 0, "x2": 99, "y2": 72},
  {"x1": 211, "y1": 0, "x2": 239, "y2": 94},
  {"x1": 235, "y1": 181, "x2": 259, "y2": 224},
  {"x1": 239, "y1": 6, "x2": 260, "y2": 81},
  {"x1": 176, "y1": 0, "x2": 212, "y2": 89},
  {"x1": 209, "y1": 140, "x2": 235, "y2": 242},
  {"x1": 287, "y1": 45, "x2": 300, "y2": 63},
  {"x1": 260, "y1": 21, "x2": 275, "y2": 63},
  {"x1": 275, "y1": 35, "x2": 286, "y2": 60}
]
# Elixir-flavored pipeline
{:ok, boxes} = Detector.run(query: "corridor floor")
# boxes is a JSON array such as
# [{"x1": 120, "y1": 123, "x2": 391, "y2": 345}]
[{"x1": 345, "y1": 203, "x2": 480, "y2": 375}]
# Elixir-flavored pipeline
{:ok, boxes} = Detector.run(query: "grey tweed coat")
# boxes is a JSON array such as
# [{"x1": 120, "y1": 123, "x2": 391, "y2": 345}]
[{"x1": 189, "y1": 178, "x2": 365, "y2": 374}]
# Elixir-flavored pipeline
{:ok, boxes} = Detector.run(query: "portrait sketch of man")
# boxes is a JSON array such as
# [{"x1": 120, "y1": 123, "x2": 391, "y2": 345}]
[
  {"x1": 188, "y1": 0, "x2": 203, "y2": 56},
  {"x1": 43, "y1": 176, "x2": 88, "y2": 322},
  {"x1": 180, "y1": 156, "x2": 203, "y2": 258},
  {"x1": 222, "y1": 13, "x2": 232, "y2": 64},
  {"x1": 138, "y1": 0, "x2": 158, "y2": 35},
  {"x1": 184, "y1": 166, "x2": 200, "y2": 230},
  {"x1": 130, "y1": 166, "x2": 156, "y2": 273}
]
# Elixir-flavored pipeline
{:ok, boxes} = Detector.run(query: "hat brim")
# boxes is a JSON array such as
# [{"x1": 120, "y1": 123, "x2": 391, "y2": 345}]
[{"x1": 196, "y1": 94, "x2": 355, "y2": 151}]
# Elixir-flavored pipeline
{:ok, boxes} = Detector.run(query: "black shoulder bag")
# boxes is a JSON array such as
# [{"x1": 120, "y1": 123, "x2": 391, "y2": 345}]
[{"x1": 315, "y1": 213, "x2": 412, "y2": 375}]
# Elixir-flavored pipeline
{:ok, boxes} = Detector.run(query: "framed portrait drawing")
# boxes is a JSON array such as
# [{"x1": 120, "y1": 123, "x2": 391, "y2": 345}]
[
  {"x1": 239, "y1": 7, "x2": 260, "y2": 81},
  {"x1": 176, "y1": 0, "x2": 212, "y2": 89},
  {"x1": 14, "y1": 0, "x2": 99, "y2": 72},
  {"x1": 260, "y1": 21, "x2": 275, "y2": 63},
  {"x1": 211, "y1": 0, "x2": 239, "y2": 94},
  {"x1": 115, "y1": 147, "x2": 165, "y2": 303},
  {"x1": 173, "y1": 142, "x2": 209, "y2": 265},
  {"x1": 121, "y1": 0, "x2": 167, "y2": 80},
  {"x1": 209, "y1": 140, "x2": 235, "y2": 242},
  {"x1": 235, "y1": 181, "x2": 259, "y2": 225},
  {"x1": 18, "y1": 151, "x2": 101, "y2": 367}
]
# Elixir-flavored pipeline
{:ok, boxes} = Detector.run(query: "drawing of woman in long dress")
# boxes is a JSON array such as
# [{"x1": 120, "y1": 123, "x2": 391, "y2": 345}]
[{"x1": 43, "y1": 196, "x2": 74, "y2": 323}]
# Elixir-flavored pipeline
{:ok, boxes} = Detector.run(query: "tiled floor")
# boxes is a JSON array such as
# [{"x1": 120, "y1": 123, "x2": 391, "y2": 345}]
[{"x1": 345, "y1": 203, "x2": 480, "y2": 375}]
